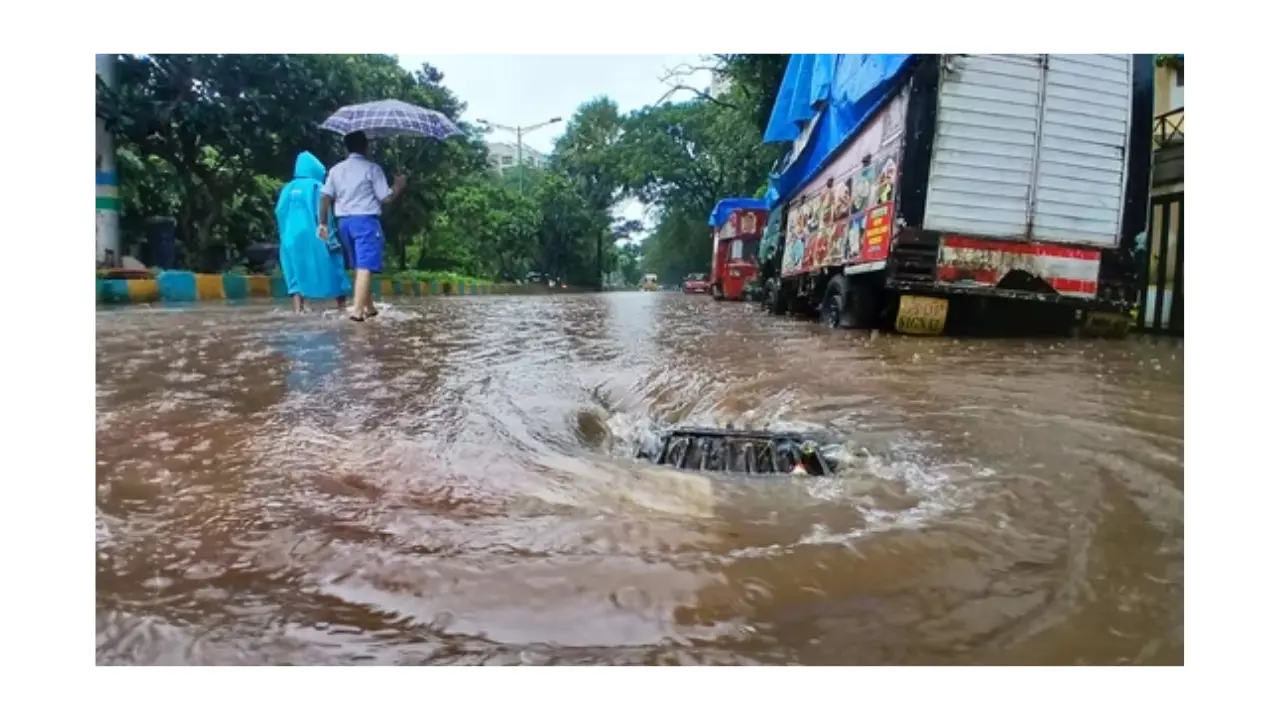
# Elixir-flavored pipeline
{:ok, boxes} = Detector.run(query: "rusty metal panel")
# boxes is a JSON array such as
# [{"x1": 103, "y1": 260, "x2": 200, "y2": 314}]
[
  {"x1": 935, "y1": 235, "x2": 1102, "y2": 298},
  {"x1": 1031, "y1": 54, "x2": 1133, "y2": 247},
  {"x1": 923, "y1": 54, "x2": 1044, "y2": 239}
]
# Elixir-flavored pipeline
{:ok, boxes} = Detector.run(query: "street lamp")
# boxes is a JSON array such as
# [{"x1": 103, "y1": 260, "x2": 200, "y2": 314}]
[{"x1": 477, "y1": 116, "x2": 562, "y2": 195}]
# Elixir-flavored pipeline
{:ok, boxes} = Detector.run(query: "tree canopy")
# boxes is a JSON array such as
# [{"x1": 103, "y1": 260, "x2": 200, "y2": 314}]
[
  {"x1": 622, "y1": 56, "x2": 786, "y2": 283},
  {"x1": 97, "y1": 53, "x2": 789, "y2": 287}
]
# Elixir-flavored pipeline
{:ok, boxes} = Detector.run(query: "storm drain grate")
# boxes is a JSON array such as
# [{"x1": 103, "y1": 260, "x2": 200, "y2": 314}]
[{"x1": 639, "y1": 427, "x2": 836, "y2": 476}]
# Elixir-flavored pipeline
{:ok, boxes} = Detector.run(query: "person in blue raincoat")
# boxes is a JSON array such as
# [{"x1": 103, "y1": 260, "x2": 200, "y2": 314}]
[{"x1": 275, "y1": 151, "x2": 352, "y2": 313}]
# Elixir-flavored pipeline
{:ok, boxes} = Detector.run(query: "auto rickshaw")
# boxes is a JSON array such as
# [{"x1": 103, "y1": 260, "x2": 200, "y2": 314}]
[{"x1": 708, "y1": 197, "x2": 769, "y2": 301}]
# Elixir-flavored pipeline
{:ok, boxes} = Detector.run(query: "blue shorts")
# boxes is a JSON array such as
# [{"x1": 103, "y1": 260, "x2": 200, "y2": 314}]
[{"x1": 337, "y1": 215, "x2": 385, "y2": 273}]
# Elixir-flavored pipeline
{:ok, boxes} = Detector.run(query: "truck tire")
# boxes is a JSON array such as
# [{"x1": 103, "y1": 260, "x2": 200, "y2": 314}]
[
  {"x1": 820, "y1": 275, "x2": 852, "y2": 328},
  {"x1": 785, "y1": 281, "x2": 807, "y2": 317},
  {"x1": 767, "y1": 281, "x2": 786, "y2": 315},
  {"x1": 822, "y1": 273, "x2": 883, "y2": 329}
]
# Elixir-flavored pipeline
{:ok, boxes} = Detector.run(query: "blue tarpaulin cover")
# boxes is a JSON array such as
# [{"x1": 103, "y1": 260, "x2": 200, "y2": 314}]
[
  {"x1": 762, "y1": 54, "x2": 916, "y2": 209},
  {"x1": 708, "y1": 197, "x2": 769, "y2": 227}
]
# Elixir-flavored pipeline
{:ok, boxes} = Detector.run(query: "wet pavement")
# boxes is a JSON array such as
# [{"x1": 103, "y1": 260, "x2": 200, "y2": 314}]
[{"x1": 96, "y1": 292, "x2": 1183, "y2": 664}]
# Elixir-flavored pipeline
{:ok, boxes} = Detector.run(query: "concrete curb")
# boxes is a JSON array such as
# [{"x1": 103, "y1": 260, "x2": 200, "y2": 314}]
[{"x1": 97, "y1": 271, "x2": 497, "y2": 305}]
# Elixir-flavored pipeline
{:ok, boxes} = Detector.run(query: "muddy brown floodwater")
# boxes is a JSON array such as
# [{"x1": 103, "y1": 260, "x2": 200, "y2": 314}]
[{"x1": 96, "y1": 292, "x2": 1183, "y2": 665}]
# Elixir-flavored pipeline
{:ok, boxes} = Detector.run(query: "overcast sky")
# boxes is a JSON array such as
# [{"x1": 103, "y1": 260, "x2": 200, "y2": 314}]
[
  {"x1": 397, "y1": 54, "x2": 712, "y2": 153},
  {"x1": 396, "y1": 55, "x2": 714, "y2": 226}
]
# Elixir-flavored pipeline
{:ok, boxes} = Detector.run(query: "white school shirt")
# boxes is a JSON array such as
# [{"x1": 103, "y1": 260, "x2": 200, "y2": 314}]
[{"x1": 321, "y1": 153, "x2": 392, "y2": 218}]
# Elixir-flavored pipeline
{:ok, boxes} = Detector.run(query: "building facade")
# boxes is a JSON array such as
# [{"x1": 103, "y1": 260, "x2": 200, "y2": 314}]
[
  {"x1": 486, "y1": 141, "x2": 549, "y2": 172},
  {"x1": 709, "y1": 71, "x2": 729, "y2": 99},
  {"x1": 1144, "y1": 55, "x2": 1184, "y2": 336}
]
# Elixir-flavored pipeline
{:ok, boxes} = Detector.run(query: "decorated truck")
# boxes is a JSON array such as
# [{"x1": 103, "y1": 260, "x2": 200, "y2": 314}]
[
  {"x1": 759, "y1": 54, "x2": 1154, "y2": 335},
  {"x1": 708, "y1": 197, "x2": 769, "y2": 301}
]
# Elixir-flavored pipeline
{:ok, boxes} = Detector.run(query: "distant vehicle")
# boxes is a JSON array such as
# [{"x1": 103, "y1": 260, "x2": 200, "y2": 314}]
[
  {"x1": 708, "y1": 198, "x2": 767, "y2": 301},
  {"x1": 642, "y1": 273, "x2": 659, "y2": 291},
  {"x1": 683, "y1": 273, "x2": 711, "y2": 294},
  {"x1": 758, "y1": 54, "x2": 1153, "y2": 336}
]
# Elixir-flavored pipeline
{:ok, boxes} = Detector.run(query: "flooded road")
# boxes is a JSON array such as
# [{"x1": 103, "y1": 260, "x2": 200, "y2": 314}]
[{"x1": 96, "y1": 292, "x2": 1183, "y2": 665}]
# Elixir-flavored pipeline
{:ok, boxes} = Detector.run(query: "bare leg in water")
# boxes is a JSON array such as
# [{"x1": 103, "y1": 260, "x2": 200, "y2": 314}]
[
  {"x1": 351, "y1": 270, "x2": 372, "y2": 321},
  {"x1": 292, "y1": 294, "x2": 305, "y2": 313},
  {"x1": 364, "y1": 276, "x2": 379, "y2": 317}
]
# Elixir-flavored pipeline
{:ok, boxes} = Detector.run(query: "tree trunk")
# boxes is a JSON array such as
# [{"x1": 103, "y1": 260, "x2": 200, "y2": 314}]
[
  {"x1": 595, "y1": 233, "x2": 603, "y2": 291},
  {"x1": 415, "y1": 237, "x2": 431, "y2": 270},
  {"x1": 199, "y1": 205, "x2": 223, "y2": 271}
]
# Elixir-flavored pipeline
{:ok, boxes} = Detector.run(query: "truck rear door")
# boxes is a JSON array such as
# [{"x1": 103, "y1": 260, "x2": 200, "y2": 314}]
[{"x1": 922, "y1": 54, "x2": 1134, "y2": 249}]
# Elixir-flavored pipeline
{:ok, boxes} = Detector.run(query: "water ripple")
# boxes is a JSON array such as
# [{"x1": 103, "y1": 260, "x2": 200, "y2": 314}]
[{"x1": 96, "y1": 294, "x2": 1183, "y2": 664}]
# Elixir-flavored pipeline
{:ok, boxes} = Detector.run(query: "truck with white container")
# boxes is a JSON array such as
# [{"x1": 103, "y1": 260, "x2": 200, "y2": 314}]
[{"x1": 758, "y1": 54, "x2": 1154, "y2": 335}]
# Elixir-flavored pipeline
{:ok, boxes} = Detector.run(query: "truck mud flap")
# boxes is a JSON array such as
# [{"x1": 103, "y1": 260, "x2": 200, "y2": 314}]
[{"x1": 639, "y1": 427, "x2": 836, "y2": 477}]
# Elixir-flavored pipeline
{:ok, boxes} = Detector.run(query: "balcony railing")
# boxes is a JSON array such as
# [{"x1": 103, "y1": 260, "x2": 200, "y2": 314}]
[{"x1": 1154, "y1": 108, "x2": 1184, "y2": 148}]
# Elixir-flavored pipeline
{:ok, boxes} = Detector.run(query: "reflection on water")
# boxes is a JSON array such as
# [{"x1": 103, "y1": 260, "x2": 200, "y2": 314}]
[
  {"x1": 279, "y1": 328, "x2": 343, "y2": 395},
  {"x1": 96, "y1": 294, "x2": 1183, "y2": 665}
]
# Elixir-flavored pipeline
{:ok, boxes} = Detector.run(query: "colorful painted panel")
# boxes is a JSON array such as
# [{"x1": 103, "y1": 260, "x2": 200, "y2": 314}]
[
  {"x1": 717, "y1": 209, "x2": 768, "y2": 240},
  {"x1": 781, "y1": 92, "x2": 907, "y2": 277}
]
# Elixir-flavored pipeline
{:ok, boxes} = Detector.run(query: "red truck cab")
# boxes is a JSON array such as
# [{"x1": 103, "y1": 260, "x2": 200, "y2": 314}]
[{"x1": 709, "y1": 198, "x2": 769, "y2": 301}]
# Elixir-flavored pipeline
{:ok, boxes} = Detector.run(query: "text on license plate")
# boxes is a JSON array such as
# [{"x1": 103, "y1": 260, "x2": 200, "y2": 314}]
[{"x1": 896, "y1": 295, "x2": 948, "y2": 335}]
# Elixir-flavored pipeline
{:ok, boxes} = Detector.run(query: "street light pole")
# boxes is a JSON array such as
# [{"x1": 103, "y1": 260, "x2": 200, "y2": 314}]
[{"x1": 477, "y1": 117, "x2": 562, "y2": 195}]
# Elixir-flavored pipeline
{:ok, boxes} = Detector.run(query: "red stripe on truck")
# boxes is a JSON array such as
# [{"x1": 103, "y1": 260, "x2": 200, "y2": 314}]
[
  {"x1": 941, "y1": 235, "x2": 1103, "y2": 261},
  {"x1": 935, "y1": 267, "x2": 1098, "y2": 296}
]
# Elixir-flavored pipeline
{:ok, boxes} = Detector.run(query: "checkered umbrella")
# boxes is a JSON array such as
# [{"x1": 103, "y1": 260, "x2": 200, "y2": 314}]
[{"x1": 319, "y1": 99, "x2": 463, "y2": 140}]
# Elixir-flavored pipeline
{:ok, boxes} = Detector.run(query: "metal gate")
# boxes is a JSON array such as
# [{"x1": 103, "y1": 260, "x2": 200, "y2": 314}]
[{"x1": 1137, "y1": 192, "x2": 1183, "y2": 335}]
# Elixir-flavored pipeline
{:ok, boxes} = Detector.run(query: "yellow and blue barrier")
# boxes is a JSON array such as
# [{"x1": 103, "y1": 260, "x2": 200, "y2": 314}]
[{"x1": 97, "y1": 271, "x2": 494, "y2": 305}]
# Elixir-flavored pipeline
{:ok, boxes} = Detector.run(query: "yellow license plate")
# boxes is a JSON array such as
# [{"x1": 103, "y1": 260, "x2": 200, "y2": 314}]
[{"x1": 896, "y1": 295, "x2": 948, "y2": 335}]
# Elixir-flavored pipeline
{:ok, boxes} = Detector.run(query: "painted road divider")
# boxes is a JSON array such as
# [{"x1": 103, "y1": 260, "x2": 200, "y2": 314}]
[{"x1": 98, "y1": 271, "x2": 495, "y2": 305}]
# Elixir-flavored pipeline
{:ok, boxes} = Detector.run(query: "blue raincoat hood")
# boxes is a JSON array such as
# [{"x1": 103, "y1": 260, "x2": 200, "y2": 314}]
[{"x1": 293, "y1": 151, "x2": 327, "y2": 182}]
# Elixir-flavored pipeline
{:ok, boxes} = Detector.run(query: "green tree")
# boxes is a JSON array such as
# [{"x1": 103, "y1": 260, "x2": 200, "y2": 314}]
[
  {"x1": 367, "y1": 61, "x2": 491, "y2": 271},
  {"x1": 531, "y1": 170, "x2": 602, "y2": 286},
  {"x1": 616, "y1": 242, "x2": 644, "y2": 286},
  {"x1": 98, "y1": 55, "x2": 350, "y2": 266},
  {"x1": 713, "y1": 54, "x2": 790, "y2": 135},
  {"x1": 426, "y1": 179, "x2": 539, "y2": 280},
  {"x1": 618, "y1": 94, "x2": 777, "y2": 214},
  {"x1": 96, "y1": 53, "x2": 488, "y2": 272},
  {"x1": 96, "y1": 53, "x2": 794, "y2": 287},
  {"x1": 640, "y1": 208, "x2": 714, "y2": 285},
  {"x1": 609, "y1": 76, "x2": 781, "y2": 281},
  {"x1": 553, "y1": 97, "x2": 628, "y2": 288}
]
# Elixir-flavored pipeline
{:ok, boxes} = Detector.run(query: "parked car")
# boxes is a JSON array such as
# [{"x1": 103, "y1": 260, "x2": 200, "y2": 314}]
[{"x1": 683, "y1": 273, "x2": 711, "y2": 294}]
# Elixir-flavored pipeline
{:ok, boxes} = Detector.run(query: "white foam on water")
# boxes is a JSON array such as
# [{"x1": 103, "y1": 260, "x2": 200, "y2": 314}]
[{"x1": 369, "y1": 301, "x2": 417, "y2": 323}]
